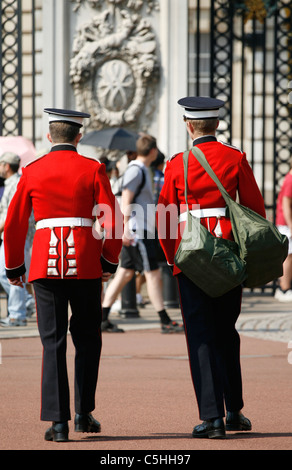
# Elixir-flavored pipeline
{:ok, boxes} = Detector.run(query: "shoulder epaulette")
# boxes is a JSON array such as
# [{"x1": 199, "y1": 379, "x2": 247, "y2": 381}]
[
  {"x1": 81, "y1": 154, "x2": 101, "y2": 163},
  {"x1": 169, "y1": 152, "x2": 181, "y2": 161},
  {"x1": 24, "y1": 153, "x2": 48, "y2": 167},
  {"x1": 219, "y1": 140, "x2": 242, "y2": 153}
]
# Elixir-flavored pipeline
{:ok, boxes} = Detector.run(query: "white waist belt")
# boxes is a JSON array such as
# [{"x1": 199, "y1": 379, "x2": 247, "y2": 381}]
[
  {"x1": 179, "y1": 207, "x2": 226, "y2": 223},
  {"x1": 35, "y1": 217, "x2": 94, "y2": 230}
]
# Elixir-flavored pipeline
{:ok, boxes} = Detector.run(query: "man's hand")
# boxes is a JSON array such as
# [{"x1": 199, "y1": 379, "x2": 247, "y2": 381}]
[
  {"x1": 122, "y1": 232, "x2": 133, "y2": 246},
  {"x1": 8, "y1": 275, "x2": 26, "y2": 288}
]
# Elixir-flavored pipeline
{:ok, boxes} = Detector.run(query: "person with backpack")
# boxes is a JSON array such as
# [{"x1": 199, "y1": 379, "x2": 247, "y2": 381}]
[{"x1": 101, "y1": 134, "x2": 183, "y2": 334}]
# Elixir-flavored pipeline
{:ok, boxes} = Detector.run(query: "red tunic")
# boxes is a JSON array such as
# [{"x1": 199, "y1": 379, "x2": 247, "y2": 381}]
[
  {"x1": 4, "y1": 145, "x2": 123, "y2": 282},
  {"x1": 157, "y1": 137, "x2": 266, "y2": 275}
]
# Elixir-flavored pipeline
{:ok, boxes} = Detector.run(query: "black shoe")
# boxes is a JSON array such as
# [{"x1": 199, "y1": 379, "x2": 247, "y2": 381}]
[
  {"x1": 101, "y1": 320, "x2": 124, "y2": 333},
  {"x1": 74, "y1": 413, "x2": 101, "y2": 433},
  {"x1": 226, "y1": 411, "x2": 252, "y2": 431},
  {"x1": 192, "y1": 418, "x2": 226, "y2": 439},
  {"x1": 44, "y1": 422, "x2": 69, "y2": 442},
  {"x1": 161, "y1": 321, "x2": 184, "y2": 334}
]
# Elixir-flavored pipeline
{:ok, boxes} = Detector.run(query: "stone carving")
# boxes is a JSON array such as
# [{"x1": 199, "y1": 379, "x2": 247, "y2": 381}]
[
  {"x1": 70, "y1": 0, "x2": 160, "y2": 132},
  {"x1": 72, "y1": 0, "x2": 159, "y2": 15}
]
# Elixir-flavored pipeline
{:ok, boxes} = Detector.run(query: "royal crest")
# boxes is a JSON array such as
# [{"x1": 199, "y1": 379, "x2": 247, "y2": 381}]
[{"x1": 70, "y1": 0, "x2": 160, "y2": 132}]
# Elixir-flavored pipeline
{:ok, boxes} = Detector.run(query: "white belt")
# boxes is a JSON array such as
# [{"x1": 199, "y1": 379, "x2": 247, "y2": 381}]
[
  {"x1": 35, "y1": 217, "x2": 94, "y2": 230},
  {"x1": 179, "y1": 207, "x2": 226, "y2": 223}
]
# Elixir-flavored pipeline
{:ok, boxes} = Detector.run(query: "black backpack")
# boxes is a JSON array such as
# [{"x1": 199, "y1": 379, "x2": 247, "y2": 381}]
[{"x1": 114, "y1": 164, "x2": 146, "y2": 202}]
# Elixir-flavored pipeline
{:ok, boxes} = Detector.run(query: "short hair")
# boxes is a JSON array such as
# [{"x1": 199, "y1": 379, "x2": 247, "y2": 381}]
[
  {"x1": 9, "y1": 162, "x2": 20, "y2": 174},
  {"x1": 136, "y1": 134, "x2": 157, "y2": 156},
  {"x1": 151, "y1": 150, "x2": 165, "y2": 168},
  {"x1": 184, "y1": 117, "x2": 218, "y2": 134},
  {"x1": 49, "y1": 121, "x2": 80, "y2": 143}
]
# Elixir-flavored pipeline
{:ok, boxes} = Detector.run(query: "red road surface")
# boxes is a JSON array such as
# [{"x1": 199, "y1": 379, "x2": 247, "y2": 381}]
[{"x1": 0, "y1": 329, "x2": 292, "y2": 451}]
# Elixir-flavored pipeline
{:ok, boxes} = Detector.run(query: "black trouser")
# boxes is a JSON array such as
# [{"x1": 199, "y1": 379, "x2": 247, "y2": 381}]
[
  {"x1": 33, "y1": 278, "x2": 102, "y2": 422},
  {"x1": 177, "y1": 273, "x2": 244, "y2": 421}
]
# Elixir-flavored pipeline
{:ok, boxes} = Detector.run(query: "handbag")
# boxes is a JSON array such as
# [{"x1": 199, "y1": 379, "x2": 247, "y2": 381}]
[
  {"x1": 174, "y1": 150, "x2": 247, "y2": 297},
  {"x1": 191, "y1": 146, "x2": 288, "y2": 288}
]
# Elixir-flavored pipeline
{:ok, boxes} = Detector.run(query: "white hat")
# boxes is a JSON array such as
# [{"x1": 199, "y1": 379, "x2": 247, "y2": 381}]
[
  {"x1": 178, "y1": 97, "x2": 225, "y2": 119},
  {"x1": 44, "y1": 108, "x2": 91, "y2": 127}
]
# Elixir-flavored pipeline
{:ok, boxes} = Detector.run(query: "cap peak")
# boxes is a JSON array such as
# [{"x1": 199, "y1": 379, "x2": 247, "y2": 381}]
[
  {"x1": 178, "y1": 96, "x2": 224, "y2": 119},
  {"x1": 44, "y1": 108, "x2": 90, "y2": 127}
]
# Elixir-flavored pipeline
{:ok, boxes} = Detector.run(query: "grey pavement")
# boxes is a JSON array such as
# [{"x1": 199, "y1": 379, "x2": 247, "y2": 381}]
[{"x1": 0, "y1": 289, "x2": 291, "y2": 344}]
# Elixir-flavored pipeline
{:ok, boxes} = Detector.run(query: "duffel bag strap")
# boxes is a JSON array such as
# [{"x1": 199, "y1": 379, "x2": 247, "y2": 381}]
[
  {"x1": 191, "y1": 146, "x2": 232, "y2": 207},
  {"x1": 182, "y1": 150, "x2": 191, "y2": 209}
]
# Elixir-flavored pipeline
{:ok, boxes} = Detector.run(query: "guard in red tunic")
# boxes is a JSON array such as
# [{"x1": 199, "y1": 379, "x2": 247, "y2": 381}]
[
  {"x1": 157, "y1": 97, "x2": 266, "y2": 439},
  {"x1": 4, "y1": 108, "x2": 123, "y2": 442}
]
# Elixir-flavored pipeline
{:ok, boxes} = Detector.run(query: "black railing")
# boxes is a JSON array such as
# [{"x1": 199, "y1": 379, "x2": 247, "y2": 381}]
[
  {"x1": 0, "y1": 0, "x2": 37, "y2": 144},
  {"x1": 0, "y1": 0, "x2": 22, "y2": 135},
  {"x1": 188, "y1": 0, "x2": 292, "y2": 291},
  {"x1": 189, "y1": 0, "x2": 292, "y2": 221}
]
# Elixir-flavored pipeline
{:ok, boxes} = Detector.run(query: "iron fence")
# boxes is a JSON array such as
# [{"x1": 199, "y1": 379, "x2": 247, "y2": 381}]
[
  {"x1": 0, "y1": 0, "x2": 36, "y2": 144},
  {"x1": 188, "y1": 0, "x2": 292, "y2": 222}
]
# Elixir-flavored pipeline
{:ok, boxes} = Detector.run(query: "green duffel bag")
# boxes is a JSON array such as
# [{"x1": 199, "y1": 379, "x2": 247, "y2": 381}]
[
  {"x1": 174, "y1": 207, "x2": 247, "y2": 297},
  {"x1": 191, "y1": 147, "x2": 288, "y2": 289},
  {"x1": 224, "y1": 194, "x2": 288, "y2": 288},
  {"x1": 174, "y1": 150, "x2": 247, "y2": 298}
]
